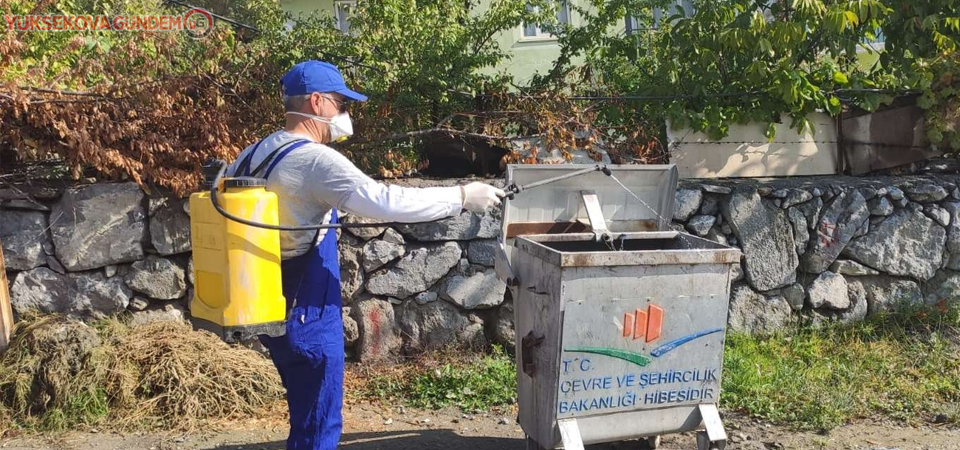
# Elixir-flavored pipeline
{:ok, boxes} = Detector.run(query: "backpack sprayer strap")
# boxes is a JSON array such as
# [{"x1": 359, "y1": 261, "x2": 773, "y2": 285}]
[{"x1": 241, "y1": 139, "x2": 310, "y2": 179}]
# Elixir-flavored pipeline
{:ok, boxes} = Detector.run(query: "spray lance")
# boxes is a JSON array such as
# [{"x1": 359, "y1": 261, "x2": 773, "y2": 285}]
[{"x1": 204, "y1": 159, "x2": 613, "y2": 231}]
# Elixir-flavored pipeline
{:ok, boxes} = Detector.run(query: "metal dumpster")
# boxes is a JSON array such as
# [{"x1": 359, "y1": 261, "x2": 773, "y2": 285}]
[{"x1": 495, "y1": 164, "x2": 741, "y2": 450}]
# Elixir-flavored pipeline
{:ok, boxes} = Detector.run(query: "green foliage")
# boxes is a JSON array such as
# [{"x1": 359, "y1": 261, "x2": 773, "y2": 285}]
[
  {"x1": 541, "y1": 0, "x2": 959, "y2": 146},
  {"x1": 722, "y1": 304, "x2": 960, "y2": 431}
]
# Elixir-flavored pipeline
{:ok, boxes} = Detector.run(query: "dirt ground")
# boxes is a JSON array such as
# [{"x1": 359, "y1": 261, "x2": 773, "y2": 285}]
[{"x1": 2, "y1": 402, "x2": 958, "y2": 450}]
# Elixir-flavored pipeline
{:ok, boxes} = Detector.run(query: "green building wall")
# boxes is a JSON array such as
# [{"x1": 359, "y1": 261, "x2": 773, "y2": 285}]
[{"x1": 279, "y1": 0, "x2": 616, "y2": 85}]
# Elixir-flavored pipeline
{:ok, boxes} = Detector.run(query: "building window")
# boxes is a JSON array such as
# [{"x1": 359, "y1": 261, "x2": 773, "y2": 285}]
[
  {"x1": 625, "y1": 16, "x2": 640, "y2": 35},
  {"x1": 335, "y1": 1, "x2": 355, "y2": 34},
  {"x1": 522, "y1": 1, "x2": 570, "y2": 39}
]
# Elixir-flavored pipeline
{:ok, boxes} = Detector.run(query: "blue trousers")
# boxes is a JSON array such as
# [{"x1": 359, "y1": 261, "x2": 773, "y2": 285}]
[{"x1": 260, "y1": 212, "x2": 344, "y2": 450}]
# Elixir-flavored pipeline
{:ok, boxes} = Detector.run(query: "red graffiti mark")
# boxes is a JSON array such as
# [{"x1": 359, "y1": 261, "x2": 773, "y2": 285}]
[{"x1": 817, "y1": 221, "x2": 837, "y2": 247}]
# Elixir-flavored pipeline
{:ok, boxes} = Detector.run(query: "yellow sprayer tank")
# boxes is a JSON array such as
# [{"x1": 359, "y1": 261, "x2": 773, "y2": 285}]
[{"x1": 189, "y1": 177, "x2": 286, "y2": 342}]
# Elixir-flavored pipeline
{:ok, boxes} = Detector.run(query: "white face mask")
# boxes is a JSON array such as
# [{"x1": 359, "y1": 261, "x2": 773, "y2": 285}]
[{"x1": 285, "y1": 111, "x2": 354, "y2": 143}]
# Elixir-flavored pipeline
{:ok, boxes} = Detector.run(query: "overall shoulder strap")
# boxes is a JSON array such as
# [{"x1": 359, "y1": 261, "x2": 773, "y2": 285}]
[
  {"x1": 261, "y1": 140, "x2": 312, "y2": 179},
  {"x1": 233, "y1": 139, "x2": 265, "y2": 177},
  {"x1": 243, "y1": 139, "x2": 309, "y2": 179}
]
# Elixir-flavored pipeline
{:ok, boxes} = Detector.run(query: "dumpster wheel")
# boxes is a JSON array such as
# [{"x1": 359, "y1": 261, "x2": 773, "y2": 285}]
[{"x1": 645, "y1": 435, "x2": 661, "y2": 449}]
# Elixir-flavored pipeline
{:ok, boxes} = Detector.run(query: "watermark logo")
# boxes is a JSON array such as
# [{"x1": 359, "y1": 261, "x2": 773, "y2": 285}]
[{"x1": 4, "y1": 7, "x2": 215, "y2": 39}]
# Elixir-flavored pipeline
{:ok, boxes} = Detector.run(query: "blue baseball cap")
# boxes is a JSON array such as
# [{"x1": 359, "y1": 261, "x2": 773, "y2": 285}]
[{"x1": 280, "y1": 60, "x2": 367, "y2": 101}]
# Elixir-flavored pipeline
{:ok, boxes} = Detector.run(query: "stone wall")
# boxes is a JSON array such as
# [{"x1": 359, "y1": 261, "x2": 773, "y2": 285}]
[{"x1": 4, "y1": 173, "x2": 960, "y2": 362}]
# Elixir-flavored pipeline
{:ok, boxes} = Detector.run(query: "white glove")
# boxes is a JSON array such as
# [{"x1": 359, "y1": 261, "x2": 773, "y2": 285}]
[{"x1": 460, "y1": 182, "x2": 506, "y2": 213}]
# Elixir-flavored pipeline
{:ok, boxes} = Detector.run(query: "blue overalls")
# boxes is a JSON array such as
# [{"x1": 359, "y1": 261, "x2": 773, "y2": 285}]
[{"x1": 235, "y1": 139, "x2": 345, "y2": 450}]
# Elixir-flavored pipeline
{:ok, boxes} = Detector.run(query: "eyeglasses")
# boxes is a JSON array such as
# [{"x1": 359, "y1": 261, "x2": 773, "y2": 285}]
[{"x1": 321, "y1": 94, "x2": 348, "y2": 113}]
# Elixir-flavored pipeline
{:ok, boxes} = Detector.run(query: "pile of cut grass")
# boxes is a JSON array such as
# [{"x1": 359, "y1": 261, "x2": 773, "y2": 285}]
[{"x1": 0, "y1": 315, "x2": 283, "y2": 433}]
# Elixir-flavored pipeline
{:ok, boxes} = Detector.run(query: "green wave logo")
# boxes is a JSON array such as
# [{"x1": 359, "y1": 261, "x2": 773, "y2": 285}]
[{"x1": 564, "y1": 347, "x2": 652, "y2": 367}]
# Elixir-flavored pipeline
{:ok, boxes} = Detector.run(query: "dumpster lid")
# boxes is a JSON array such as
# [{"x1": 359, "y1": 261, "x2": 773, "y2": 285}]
[{"x1": 502, "y1": 164, "x2": 679, "y2": 239}]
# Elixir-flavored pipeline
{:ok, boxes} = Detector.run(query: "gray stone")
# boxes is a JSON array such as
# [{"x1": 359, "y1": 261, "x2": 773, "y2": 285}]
[
  {"x1": 441, "y1": 269, "x2": 506, "y2": 310},
  {"x1": 46, "y1": 256, "x2": 67, "y2": 275},
  {"x1": 731, "y1": 263, "x2": 744, "y2": 282},
  {"x1": 904, "y1": 183, "x2": 949, "y2": 202},
  {"x1": 807, "y1": 271, "x2": 850, "y2": 310},
  {"x1": 467, "y1": 240, "x2": 498, "y2": 267},
  {"x1": 868, "y1": 197, "x2": 894, "y2": 216},
  {"x1": 701, "y1": 184, "x2": 732, "y2": 195},
  {"x1": 941, "y1": 202, "x2": 960, "y2": 254},
  {"x1": 338, "y1": 233, "x2": 365, "y2": 303},
  {"x1": 350, "y1": 297, "x2": 401, "y2": 363},
  {"x1": 43, "y1": 241, "x2": 54, "y2": 256},
  {"x1": 0, "y1": 210, "x2": 50, "y2": 270},
  {"x1": 727, "y1": 284, "x2": 793, "y2": 334},
  {"x1": 845, "y1": 276, "x2": 922, "y2": 316},
  {"x1": 149, "y1": 198, "x2": 191, "y2": 255},
  {"x1": 104, "y1": 265, "x2": 118, "y2": 278},
  {"x1": 948, "y1": 254, "x2": 960, "y2": 271},
  {"x1": 715, "y1": 213, "x2": 723, "y2": 226},
  {"x1": 954, "y1": 188, "x2": 960, "y2": 200},
  {"x1": 186, "y1": 258, "x2": 194, "y2": 285},
  {"x1": 782, "y1": 190, "x2": 813, "y2": 209},
  {"x1": 895, "y1": 197, "x2": 909, "y2": 207},
  {"x1": 858, "y1": 186, "x2": 878, "y2": 201},
  {"x1": 722, "y1": 190, "x2": 798, "y2": 291},
  {"x1": 366, "y1": 242, "x2": 461, "y2": 298},
  {"x1": 787, "y1": 207, "x2": 809, "y2": 256},
  {"x1": 773, "y1": 199, "x2": 783, "y2": 208},
  {"x1": 923, "y1": 204, "x2": 951, "y2": 227},
  {"x1": 801, "y1": 191, "x2": 869, "y2": 274},
  {"x1": 456, "y1": 258, "x2": 471, "y2": 274},
  {"x1": 685, "y1": 215, "x2": 716, "y2": 236},
  {"x1": 704, "y1": 228, "x2": 728, "y2": 246},
  {"x1": 770, "y1": 189, "x2": 789, "y2": 199},
  {"x1": 396, "y1": 210, "x2": 499, "y2": 242},
  {"x1": 128, "y1": 303, "x2": 187, "y2": 327},
  {"x1": 11, "y1": 267, "x2": 131, "y2": 319},
  {"x1": 720, "y1": 223, "x2": 733, "y2": 235},
  {"x1": 673, "y1": 189, "x2": 702, "y2": 221},
  {"x1": 0, "y1": 189, "x2": 49, "y2": 211},
  {"x1": 796, "y1": 197, "x2": 824, "y2": 230},
  {"x1": 809, "y1": 284, "x2": 868, "y2": 326},
  {"x1": 843, "y1": 208, "x2": 946, "y2": 281},
  {"x1": 362, "y1": 237, "x2": 406, "y2": 273},
  {"x1": 129, "y1": 297, "x2": 150, "y2": 311},
  {"x1": 854, "y1": 218, "x2": 870, "y2": 238},
  {"x1": 782, "y1": 283, "x2": 805, "y2": 311},
  {"x1": 124, "y1": 256, "x2": 187, "y2": 300},
  {"x1": 398, "y1": 300, "x2": 485, "y2": 353},
  {"x1": 812, "y1": 188, "x2": 823, "y2": 197},
  {"x1": 876, "y1": 187, "x2": 888, "y2": 197},
  {"x1": 829, "y1": 259, "x2": 880, "y2": 276},
  {"x1": 700, "y1": 196, "x2": 719, "y2": 216},
  {"x1": 757, "y1": 187, "x2": 773, "y2": 196},
  {"x1": 50, "y1": 183, "x2": 146, "y2": 271},
  {"x1": 342, "y1": 308, "x2": 360, "y2": 346},
  {"x1": 888, "y1": 186, "x2": 905, "y2": 201},
  {"x1": 387, "y1": 297, "x2": 404, "y2": 305},
  {"x1": 342, "y1": 215, "x2": 387, "y2": 241},
  {"x1": 492, "y1": 301, "x2": 515, "y2": 348},
  {"x1": 415, "y1": 291, "x2": 439, "y2": 305}
]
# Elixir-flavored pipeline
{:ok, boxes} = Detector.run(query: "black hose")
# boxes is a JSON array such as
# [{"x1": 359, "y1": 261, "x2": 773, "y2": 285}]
[{"x1": 207, "y1": 160, "x2": 451, "y2": 231}]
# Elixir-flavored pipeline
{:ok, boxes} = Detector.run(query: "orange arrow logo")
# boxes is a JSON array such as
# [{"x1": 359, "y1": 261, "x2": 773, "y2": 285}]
[{"x1": 622, "y1": 305, "x2": 663, "y2": 342}]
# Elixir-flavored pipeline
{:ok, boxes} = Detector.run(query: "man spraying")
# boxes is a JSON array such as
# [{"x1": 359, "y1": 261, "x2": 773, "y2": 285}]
[{"x1": 226, "y1": 60, "x2": 504, "y2": 449}]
